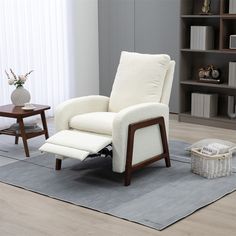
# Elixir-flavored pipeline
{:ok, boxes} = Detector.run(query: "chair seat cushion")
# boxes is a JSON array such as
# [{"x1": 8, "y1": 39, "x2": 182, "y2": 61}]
[{"x1": 70, "y1": 112, "x2": 116, "y2": 135}]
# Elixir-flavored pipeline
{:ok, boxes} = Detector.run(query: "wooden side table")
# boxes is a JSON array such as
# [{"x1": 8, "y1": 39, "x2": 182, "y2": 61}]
[{"x1": 0, "y1": 104, "x2": 50, "y2": 157}]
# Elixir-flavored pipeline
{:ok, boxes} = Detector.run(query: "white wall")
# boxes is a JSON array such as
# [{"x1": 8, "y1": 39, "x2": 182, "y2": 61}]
[{"x1": 67, "y1": 0, "x2": 99, "y2": 98}]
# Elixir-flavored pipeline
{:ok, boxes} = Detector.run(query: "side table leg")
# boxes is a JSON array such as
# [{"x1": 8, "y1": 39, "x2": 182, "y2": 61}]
[
  {"x1": 15, "y1": 118, "x2": 19, "y2": 144},
  {"x1": 41, "y1": 111, "x2": 49, "y2": 139},
  {"x1": 18, "y1": 118, "x2": 30, "y2": 157},
  {"x1": 15, "y1": 135, "x2": 19, "y2": 144}
]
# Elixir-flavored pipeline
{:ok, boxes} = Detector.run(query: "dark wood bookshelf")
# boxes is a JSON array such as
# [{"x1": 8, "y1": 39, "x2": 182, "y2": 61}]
[{"x1": 179, "y1": 0, "x2": 236, "y2": 130}]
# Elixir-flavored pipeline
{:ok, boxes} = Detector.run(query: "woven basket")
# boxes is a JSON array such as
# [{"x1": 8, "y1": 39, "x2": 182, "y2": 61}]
[{"x1": 191, "y1": 148, "x2": 232, "y2": 179}]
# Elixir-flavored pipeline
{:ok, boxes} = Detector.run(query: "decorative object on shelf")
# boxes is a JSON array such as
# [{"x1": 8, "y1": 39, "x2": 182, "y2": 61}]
[
  {"x1": 198, "y1": 68, "x2": 205, "y2": 79},
  {"x1": 201, "y1": 0, "x2": 211, "y2": 15},
  {"x1": 198, "y1": 65, "x2": 221, "y2": 83},
  {"x1": 204, "y1": 67, "x2": 211, "y2": 78},
  {"x1": 227, "y1": 96, "x2": 236, "y2": 119},
  {"x1": 229, "y1": 0, "x2": 236, "y2": 14},
  {"x1": 5, "y1": 69, "x2": 33, "y2": 106},
  {"x1": 211, "y1": 66, "x2": 220, "y2": 79}
]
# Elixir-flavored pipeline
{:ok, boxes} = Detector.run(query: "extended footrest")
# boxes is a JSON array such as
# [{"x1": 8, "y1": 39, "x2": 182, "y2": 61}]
[{"x1": 39, "y1": 130, "x2": 112, "y2": 161}]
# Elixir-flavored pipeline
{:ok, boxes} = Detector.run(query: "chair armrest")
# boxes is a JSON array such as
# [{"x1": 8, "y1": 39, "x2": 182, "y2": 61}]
[
  {"x1": 113, "y1": 102, "x2": 169, "y2": 133},
  {"x1": 55, "y1": 95, "x2": 110, "y2": 131},
  {"x1": 112, "y1": 102, "x2": 169, "y2": 173}
]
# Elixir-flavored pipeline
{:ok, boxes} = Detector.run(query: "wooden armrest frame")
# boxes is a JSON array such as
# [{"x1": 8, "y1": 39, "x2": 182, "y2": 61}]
[{"x1": 124, "y1": 116, "x2": 171, "y2": 186}]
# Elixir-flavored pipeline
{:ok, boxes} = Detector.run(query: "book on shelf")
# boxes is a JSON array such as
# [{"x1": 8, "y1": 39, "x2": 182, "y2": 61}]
[
  {"x1": 229, "y1": 62, "x2": 236, "y2": 87},
  {"x1": 198, "y1": 78, "x2": 221, "y2": 84},
  {"x1": 229, "y1": 0, "x2": 236, "y2": 14},
  {"x1": 15, "y1": 127, "x2": 42, "y2": 134},
  {"x1": 204, "y1": 94, "x2": 218, "y2": 118},
  {"x1": 190, "y1": 26, "x2": 214, "y2": 50},
  {"x1": 191, "y1": 92, "x2": 204, "y2": 117},
  {"x1": 8, "y1": 123, "x2": 42, "y2": 134},
  {"x1": 191, "y1": 93, "x2": 218, "y2": 118},
  {"x1": 9, "y1": 123, "x2": 38, "y2": 130},
  {"x1": 191, "y1": 93, "x2": 199, "y2": 117}
]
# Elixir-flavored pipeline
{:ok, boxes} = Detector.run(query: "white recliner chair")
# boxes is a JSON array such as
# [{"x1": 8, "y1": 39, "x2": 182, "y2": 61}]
[{"x1": 40, "y1": 51, "x2": 175, "y2": 186}]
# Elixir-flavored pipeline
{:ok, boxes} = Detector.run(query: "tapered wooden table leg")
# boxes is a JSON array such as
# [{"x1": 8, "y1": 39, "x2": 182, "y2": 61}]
[
  {"x1": 18, "y1": 118, "x2": 30, "y2": 157},
  {"x1": 15, "y1": 118, "x2": 19, "y2": 144},
  {"x1": 41, "y1": 111, "x2": 49, "y2": 139},
  {"x1": 15, "y1": 135, "x2": 19, "y2": 145}
]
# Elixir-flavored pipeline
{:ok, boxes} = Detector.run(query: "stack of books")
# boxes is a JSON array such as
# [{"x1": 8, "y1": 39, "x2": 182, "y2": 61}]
[
  {"x1": 191, "y1": 93, "x2": 218, "y2": 118},
  {"x1": 190, "y1": 26, "x2": 214, "y2": 50},
  {"x1": 201, "y1": 143, "x2": 230, "y2": 156},
  {"x1": 8, "y1": 123, "x2": 42, "y2": 134}
]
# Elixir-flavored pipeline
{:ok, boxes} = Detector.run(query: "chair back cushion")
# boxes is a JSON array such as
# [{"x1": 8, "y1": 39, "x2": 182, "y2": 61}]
[
  {"x1": 160, "y1": 60, "x2": 176, "y2": 105},
  {"x1": 108, "y1": 51, "x2": 171, "y2": 112}
]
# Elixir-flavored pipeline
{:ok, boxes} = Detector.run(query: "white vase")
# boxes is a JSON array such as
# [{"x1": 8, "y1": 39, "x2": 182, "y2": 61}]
[{"x1": 11, "y1": 86, "x2": 31, "y2": 106}]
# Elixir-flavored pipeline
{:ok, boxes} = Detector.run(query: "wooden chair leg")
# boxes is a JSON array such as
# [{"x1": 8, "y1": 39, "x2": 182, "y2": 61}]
[
  {"x1": 165, "y1": 155, "x2": 171, "y2": 167},
  {"x1": 159, "y1": 117, "x2": 171, "y2": 168},
  {"x1": 55, "y1": 158, "x2": 62, "y2": 170},
  {"x1": 124, "y1": 170, "x2": 132, "y2": 186},
  {"x1": 124, "y1": 122, "x2": 135, "y2": 186}
]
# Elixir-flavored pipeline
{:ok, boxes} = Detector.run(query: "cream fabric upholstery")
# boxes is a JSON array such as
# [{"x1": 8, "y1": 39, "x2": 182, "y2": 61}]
[
  {"x1": 112, "y1": 102, "x2": 169, "y2": 173},
  {"x1": 55, "y1": 95, "x2": 109, "y2": 131},
  {"x1": 109, "y1": 51, "x2": 171, "y2": 112},
  {"x1": 40, "y1": 143, "x2": 89, "y2": 161},
  {"x1": 160, "y1": 61, "x2": 175, "y2": 105},
  {"x1": 40, "y1": 51, "x2": 175, "y2": 174},
  {"x1": 44, "y1": 130, "x2": 112, "y2": 154},
  {"x1": 70, "y1": 112, "x2": 116, "y2": 135},
  {"x1": 39, "y1": 130, "x2": 112, "y2": 160}
]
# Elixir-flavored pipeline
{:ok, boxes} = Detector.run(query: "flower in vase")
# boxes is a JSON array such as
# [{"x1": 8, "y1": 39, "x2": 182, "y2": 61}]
[
  {"x1": 8, "y1": 77, "x2": 15, "y2": 85},
  {"x1": 18, "y1": 75, "x2": 27, "y2": 82},
  {"x1": 5, "y1": 69, "x2": 33, "y2": 88}
]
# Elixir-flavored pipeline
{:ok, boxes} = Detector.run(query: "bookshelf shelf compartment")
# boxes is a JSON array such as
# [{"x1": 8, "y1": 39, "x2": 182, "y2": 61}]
[
  {"x1": 181, "y1": 80, "x2": 236, "y2": 89},
  {"x1": 179, "y1": 112, "x2": 236, "y2": 130}
]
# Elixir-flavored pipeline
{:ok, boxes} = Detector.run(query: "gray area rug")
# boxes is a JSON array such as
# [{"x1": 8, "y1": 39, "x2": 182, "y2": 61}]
[{"x1": 0, "y1": 136, "x2": 236, "y2": 230}]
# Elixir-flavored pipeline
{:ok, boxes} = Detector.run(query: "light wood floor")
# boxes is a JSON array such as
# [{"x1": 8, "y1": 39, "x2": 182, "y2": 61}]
[{"x1": 0, "y1": 117, "x2": 236, "y2": 236}]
